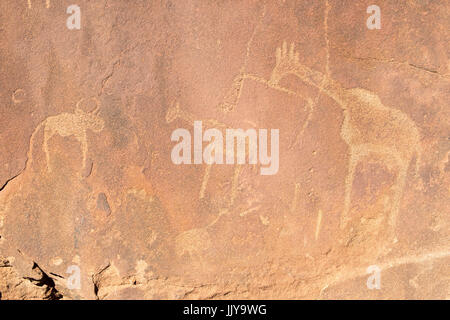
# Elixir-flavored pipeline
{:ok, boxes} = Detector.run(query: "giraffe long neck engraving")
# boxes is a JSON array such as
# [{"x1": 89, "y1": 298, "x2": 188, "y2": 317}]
[{"x1": 269, "y1": 41, "x2": 346, "y2": 106}]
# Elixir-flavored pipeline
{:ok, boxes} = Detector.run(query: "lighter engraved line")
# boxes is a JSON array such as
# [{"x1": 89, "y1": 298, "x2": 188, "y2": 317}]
[
  {"x1": 321, "y1": 248, "x2": 450, "y2": 297},
  {"x1": 199, "y1": 163, "x2": 212, "y2": 199},
  {"x1": 230, "y1": 165, "x2": 243, "y2": 207},
  {"x1": 315, "y1": 209, "x2": 323, "y2": 240},
  {"x1": 290, "y1": 183, "x2": 301, "y2": 213},
  {"x1": 218, "y1": 4, "x2": 266, "y2": 113},
  {"x1": 27, "y1": 0, "x2": 50, "y2": 9},
  {"x1": 240, "y1": 206, "x2": 261, "y2": 217},
  {"x1": 324, "y1": 0, "x2": 331, "y2": 76},
  {"x1": 242, "y1": 74, "x2": 308, "y2": 101}
]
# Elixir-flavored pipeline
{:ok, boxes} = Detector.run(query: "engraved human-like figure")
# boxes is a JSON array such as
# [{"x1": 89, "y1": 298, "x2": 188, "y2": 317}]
[
  {"x1": 27, "y1": 98, "x2": 105, "y2": 173},
  {"x1": 269, "y1": 41, "x2": 422, "y2": 236}
]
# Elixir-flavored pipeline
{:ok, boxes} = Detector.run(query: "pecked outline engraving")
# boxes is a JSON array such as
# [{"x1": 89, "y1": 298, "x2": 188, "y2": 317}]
[
  {"x1": 26, "y1": 97, "x2": 105, "y2": 174},
  {"x1": 269, "y1": 41, "x2": 422, "y2": 237}
]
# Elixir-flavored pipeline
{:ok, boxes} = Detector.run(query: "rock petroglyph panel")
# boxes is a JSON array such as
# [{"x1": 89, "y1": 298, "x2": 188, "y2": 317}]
[{"x1": 0, "y1": 0, "x2": 448, "y2": 299}]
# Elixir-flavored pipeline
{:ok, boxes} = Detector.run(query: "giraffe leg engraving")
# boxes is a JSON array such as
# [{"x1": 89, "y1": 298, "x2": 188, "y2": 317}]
[
  {"x1": 43, "y1": 127, "x2": 53, "y2": 172},
  {"x1": 341, "y1": 149, "x2": 360, "y2": 229},
  {"x1": 268, "y1": 41, "x2": 422, "y2": 240},
  {"x1": 24, "y1": 98, "x2": 104, "y2": 174},
  {"x1": 389, "y1": 163, "x2": 408, "y2": 236}
]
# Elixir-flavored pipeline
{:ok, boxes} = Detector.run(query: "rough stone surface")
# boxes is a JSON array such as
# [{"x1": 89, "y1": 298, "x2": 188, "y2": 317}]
[{"x1": 0, "y1": 0, "x2": 449, "y2": 299}]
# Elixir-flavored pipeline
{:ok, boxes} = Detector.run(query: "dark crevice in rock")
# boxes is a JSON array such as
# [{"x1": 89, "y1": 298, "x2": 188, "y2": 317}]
[
  {"x1": 337, "y1": 50, "x2": 450, "y2": 79},
  {"x1": 92, "y1": 262, "x2": 113, "y2": 300},
  {"x1": 50, "y1": 272, "x2": 65, "y2": 279},
  {"x1": 0, "y1": 172, "x2": 22, "y2": 192},
  {"x1": 0, "y1": 157, "x2": 28, "y2": 193},
  {"x1": 92, "y1": 277, "x2": 100, "y2": 300},
  {"x1": 23, "y1": 262, "x2": 63, "y2": 300},
  {"x1": 0, "y1": 255, "x2": 11, "y2": 268}
]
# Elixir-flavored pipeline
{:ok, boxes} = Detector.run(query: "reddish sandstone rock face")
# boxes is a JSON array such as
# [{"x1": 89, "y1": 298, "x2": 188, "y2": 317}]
[{"x1": 0, "y1": 0, "x2": 449, "y2": 299}]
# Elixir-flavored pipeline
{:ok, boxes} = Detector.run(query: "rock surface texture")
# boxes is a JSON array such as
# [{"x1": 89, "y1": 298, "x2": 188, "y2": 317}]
[{"x1": 0, "y1": 0, "x2": 449, "y2": 299}]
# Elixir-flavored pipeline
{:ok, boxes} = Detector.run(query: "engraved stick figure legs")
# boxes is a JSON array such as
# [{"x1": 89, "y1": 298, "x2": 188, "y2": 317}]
[
  {"x1": 389, "y1": 163, "x2": 408, "y2": 236},
  {"x1": 43, "y1": 126, "x2": 53, "y2": 172},
  {"x1": 199, "y1": 151, "x2": 216, "y2": 200},
  {"x1": 230, "y1": 165, "x2": 243, "y2": 208},
  {"x1": 26, "y1": 98, "x2": 104, "y2": 174},
  {"x1": 341, "y1": 149, "x2": 360, "y2": 229},
  {"x1": 43, "y1": 130, "x2": 90, "y2": 173},
  {"x1": 166, "y1": 103, "x2": 243, "y2": 209},
  {"x1": 199, "y1": 163, "x2": 212, "y2": 199},
  {"x1": 80, "y1": 134, "x2": 88, "y2": 173},
  {"x1": 340, "y1": 144, "x2": 413, "y2": 238},
  {"x1": 270, "y1": 41, "x2": 421, "y2": 240}
]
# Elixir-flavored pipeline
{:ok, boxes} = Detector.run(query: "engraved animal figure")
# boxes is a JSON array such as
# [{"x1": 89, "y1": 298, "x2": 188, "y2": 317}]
[
  {"x1": 168, "y1": 103, "x2": 262, "y2": 262},
  {"x1": 270, "y1": 41, "x2": 422, "y2": 236},
  {"x1": 173, "y1": 208, "x2": 227, "y2": 263},
  {"x1": 27, "y1": 98, "x2": 104, "y2": 173},
  {"x1": 166, "y1": 102, "x2": 226, "y2": 129},
  {"x1": 214, "y1": 53, "x2": 312, "y2": 149},
  {"x1": 166, "y1": 102, "x2": 256, "y2": 208},
  {"x1": 166, "y1": 102, "x2": 224, "y2": 200},
  {"x1": 174, "y1": 227, "x2": 212, "y2": 263}
]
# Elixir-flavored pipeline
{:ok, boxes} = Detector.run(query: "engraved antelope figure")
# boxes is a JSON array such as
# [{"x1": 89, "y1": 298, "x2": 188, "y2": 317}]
[
  {"x1": 27, "y1": 98, "x2": 105, "y2": 173},
  {"x1": 269, "y1": 41, "x2": 421, "y2": 237},
  {"x1": 166, "y1": 102, "x2": 258, "y2": 207},
  {"x1": 167, "y1": 103, "x2": 260, "y2": 262}
]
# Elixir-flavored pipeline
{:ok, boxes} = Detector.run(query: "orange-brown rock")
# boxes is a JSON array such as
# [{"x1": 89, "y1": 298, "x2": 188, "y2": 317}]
[{"x1": 0, "y1": 0, "x2": 449, "y2": 299}]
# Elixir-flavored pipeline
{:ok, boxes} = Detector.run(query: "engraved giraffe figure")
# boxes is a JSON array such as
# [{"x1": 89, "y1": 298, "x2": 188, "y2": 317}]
[
  {"x1": 269, "y1": 41, "x2": 422, "y2": 236},
  {"x1": 27, "y1": 98, "x2": 105, "y2": 173}
]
